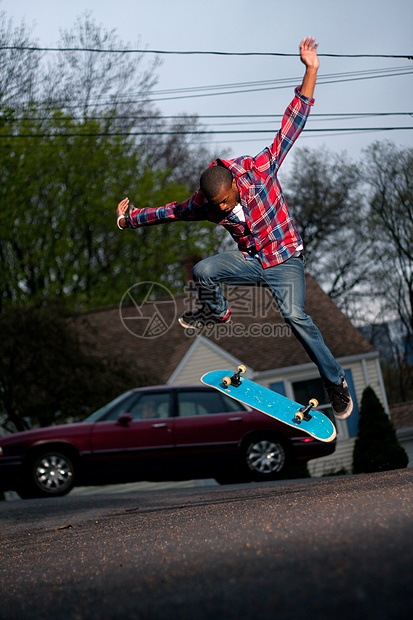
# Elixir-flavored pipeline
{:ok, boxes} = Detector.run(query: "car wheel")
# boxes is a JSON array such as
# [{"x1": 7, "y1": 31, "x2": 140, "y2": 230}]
[
  {"x1": 21, "y1": 450, "x2": 76, "y2": 498},
  {"x1": 243, "y1": 437, "x2": 287, "y2": 481}
]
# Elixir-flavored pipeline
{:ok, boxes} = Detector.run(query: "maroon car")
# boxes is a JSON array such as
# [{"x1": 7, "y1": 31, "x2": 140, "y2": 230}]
[{"x1": 0, "y1": 385, "x2": 336, "y2": 498}]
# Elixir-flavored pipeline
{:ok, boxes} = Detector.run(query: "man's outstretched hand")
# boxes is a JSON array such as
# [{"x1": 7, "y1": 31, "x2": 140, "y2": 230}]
[
  {"x1": 299, "y1": 37, "x2": 319, "y2": 99},
  {"x1": 116, "y1": 197, "x2": 130, "y2": 228},
  {"x1": 299, "y1": 37, "x2": 319, "y2": 70}
]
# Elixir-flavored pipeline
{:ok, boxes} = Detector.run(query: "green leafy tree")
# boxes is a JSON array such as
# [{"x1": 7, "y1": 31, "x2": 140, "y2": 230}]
[
  {"x1": 0, "y1": 110, "x2": 224, "y2": 310},
  {"x1": 352, "y1": 386, "x2": 408, "y2": 474},
  {"x1": 0, "y1": 112, "x2": 139, "y2": 308},
  {"x1": 0, "y1": 12, "x2": 225, "y2": 311}
]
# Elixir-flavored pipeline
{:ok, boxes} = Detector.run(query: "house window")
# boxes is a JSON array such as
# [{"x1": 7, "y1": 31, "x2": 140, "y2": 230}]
[
  {"x1": 272, "y1": 374, "x2": 357, "y2": 439},
  {"x1": 292, "y1": 378, "x2": 334, "y2": 422}
]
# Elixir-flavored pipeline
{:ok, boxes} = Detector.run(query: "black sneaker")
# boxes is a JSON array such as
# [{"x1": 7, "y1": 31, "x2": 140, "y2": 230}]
[
  {"x1": 325, "y1": 379, "x2": 353, "y2": 420},
  {"x1": 178, "y1": 307, "x2": 231, "y2": 329}
]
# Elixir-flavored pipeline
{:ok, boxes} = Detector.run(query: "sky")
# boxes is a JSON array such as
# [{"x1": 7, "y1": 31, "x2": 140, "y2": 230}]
[{"x1": 1, "y1": 0, "x2": 412, "y2": 164}]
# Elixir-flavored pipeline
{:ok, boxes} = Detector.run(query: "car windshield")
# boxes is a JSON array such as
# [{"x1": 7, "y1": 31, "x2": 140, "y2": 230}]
[{"x1": 82, "y1": 391, "x2": 134, "y2": 422}]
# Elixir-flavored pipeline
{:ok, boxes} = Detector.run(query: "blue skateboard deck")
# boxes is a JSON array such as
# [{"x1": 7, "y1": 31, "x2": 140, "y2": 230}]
[{"x1": 201, "y1": 368, "x2": 336, "y2": 443}]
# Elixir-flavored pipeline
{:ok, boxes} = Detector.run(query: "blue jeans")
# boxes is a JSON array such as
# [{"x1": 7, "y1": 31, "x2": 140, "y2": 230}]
[{"x1": 192, "y1": 251, "x2": 344, "y2": 385}]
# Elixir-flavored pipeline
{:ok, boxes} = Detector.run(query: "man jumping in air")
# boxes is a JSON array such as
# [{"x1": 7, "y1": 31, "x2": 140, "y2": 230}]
[{"x1": 116, "y1": 37, "x2": 353, "y2": 420}]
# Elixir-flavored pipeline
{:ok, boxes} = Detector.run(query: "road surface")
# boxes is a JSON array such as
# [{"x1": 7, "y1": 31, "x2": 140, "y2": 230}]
[{"x1": 1, "y1": 469, "x2": 412, "y2": 619}]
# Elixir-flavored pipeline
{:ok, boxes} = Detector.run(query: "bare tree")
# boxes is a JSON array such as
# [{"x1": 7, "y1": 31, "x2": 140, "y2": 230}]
[
  {"x1": 0, "y1": 11, "x2": 42, "y2": 107},
  {"x1": 283, "y1": 146, "x2": 374, "y2": 318},
  {"x1": 42, "y1": 12, "x2": 159, "y2": 132},
  {"x1": 362, "y1": 141, "x2": 413, "y2": 400},
  {"x1": 41, "y1": 13, "x2": 219, "y2": 178},
  {"x1": 363, "y1": 142, "x2": 413, "y2": 328},
  {"x1": 151, "y1": 113, "x2": 225, "y2": 192}
]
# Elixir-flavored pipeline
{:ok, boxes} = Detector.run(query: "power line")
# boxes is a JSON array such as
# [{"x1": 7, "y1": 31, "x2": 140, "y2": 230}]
[
  {"x1": 207, "y1": 127, "x2": 413, "y2": 145},
  {"x1": 1, "y1": 127, "x2": 411, "y2": 139},
  {"x1": 146, "y1": 70, "x2": 413, "y2": 103},
  {"x1": 6, "y1": 112, "x2": 412, "y2": 123},
  {"x1": 18, "y1": 66, "x2": 412, "y2": 110},
  {"x1": 104, "y1": 66, "x2": 413, "y2": 98},
  {"x1": 1, "y1": 45, "x2": 412, "y2": 59}
]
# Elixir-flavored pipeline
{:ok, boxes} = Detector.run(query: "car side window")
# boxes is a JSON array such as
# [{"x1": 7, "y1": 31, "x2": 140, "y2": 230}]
[
  {"x1": 100, "y1": 393, "x2": 140, "y2": 421},
  {"x1": 221, "y1": 393, "x2": 248, "y2": 412},
  {"x1": 127, "y1": 393, "x2": 170, "y2": 420},
  {"x1": 177, "y1": 390, "x2": 246, "y2": 417}
]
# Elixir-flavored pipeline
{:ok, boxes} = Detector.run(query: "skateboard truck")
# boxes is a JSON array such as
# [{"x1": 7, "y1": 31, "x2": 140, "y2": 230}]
[
  {"x1": 222, "y1": 365, "x2": 247, "y2": 388},
  {"x1": 293, "y1": 398, "x2": 319, "y2": 424}
]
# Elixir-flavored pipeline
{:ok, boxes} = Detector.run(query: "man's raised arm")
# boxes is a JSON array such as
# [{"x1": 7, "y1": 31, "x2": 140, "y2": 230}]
[{"x1": 299, "y1": 37, "x2": 319, "y2": 99}]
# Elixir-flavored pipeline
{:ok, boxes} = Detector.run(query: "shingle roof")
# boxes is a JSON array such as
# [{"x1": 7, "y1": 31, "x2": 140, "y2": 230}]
[
  {"x1": 389, "y1": 401, "x2": 413, "y2": 429},
  {"x1": 73, "y1": 274, "x2": 374, "y2": 384}
]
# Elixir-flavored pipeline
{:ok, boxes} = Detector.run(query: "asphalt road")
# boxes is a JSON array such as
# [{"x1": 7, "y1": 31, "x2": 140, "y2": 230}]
[{"x1": 1, "y1": 469, "x2": 412, "y2": 620}]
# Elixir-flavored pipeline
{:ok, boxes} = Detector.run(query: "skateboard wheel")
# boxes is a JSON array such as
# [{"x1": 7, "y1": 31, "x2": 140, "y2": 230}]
[
  {"x1": 237, "y1": 365, "x2": 246, "y2": 374},
  {"x1": 309, "y1": 398, "x2": 318, "y2": 407},
  {"x1": 295, "y1": 411, "x2": 304, "y2": 422},
  {"x1": 222, "y1": 377, "x2": 231, "y2": 387}
]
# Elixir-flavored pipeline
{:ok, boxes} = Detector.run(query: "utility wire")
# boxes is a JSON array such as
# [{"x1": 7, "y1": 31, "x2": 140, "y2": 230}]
[
  {"x1": 147, "y1": 70, "x2": 413, "y2": 102},
  {"x1": 102, "y1": 66, "x2": 413, "y2": 99},
  {"x1": 1, "y1": 127, "x2": 411, "y2": 139},
  {"x1": 6, "y1": 112, "x2": 412, "y2": 123},
  {"x1": 19, "y1": 66, "x2": 412, "y2": 110},
  {"x1": 1, "y1": 45, "x2": 412, "y2": 59},
  {"x1": 208, "y1": 127, "x2": 413, "y2": 144}
]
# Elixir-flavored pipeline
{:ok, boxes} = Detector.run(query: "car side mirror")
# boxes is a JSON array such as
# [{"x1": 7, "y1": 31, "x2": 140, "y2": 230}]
[{"x1": 117, "y1": 413, "x2": 133, "y2": 427}]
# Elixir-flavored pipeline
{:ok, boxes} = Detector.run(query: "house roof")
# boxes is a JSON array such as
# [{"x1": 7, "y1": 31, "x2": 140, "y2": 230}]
[
  {"x1": 74, "y1": 274, "x2": 374, "y2": 385},
  {"x1": 389, "y1": 401, "x2": 413, "y2": 429}
]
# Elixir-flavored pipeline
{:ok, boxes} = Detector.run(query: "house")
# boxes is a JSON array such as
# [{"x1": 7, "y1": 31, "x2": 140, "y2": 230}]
[
  {"x1": 389, "y1": 401, "x2": 413, "y2": 466},
  {"x1": 75, "y1": 274, "x2": 388, "y2": 476}
]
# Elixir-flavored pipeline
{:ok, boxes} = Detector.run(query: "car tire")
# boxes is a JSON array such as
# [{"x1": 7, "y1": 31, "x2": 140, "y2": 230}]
[
  {"x1": 243, "y1": 436, "x2": 287, "y2": 481},
  {"x1": 19, "y1": 450, "x2": 76, "y2": 498}
]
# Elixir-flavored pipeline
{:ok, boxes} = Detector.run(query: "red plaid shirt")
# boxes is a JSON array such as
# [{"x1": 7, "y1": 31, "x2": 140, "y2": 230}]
[{"x1": 127, "y1": 87, "x2": 314, "y2": 267}]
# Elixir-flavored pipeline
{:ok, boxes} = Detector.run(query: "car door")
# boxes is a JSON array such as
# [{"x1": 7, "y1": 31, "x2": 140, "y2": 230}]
[
  {"x1": 172, "y1": 388, "x2": 253, "y2": 471},
  {"x1": 89, "y1": 390, "x2": 173, "y2": 479}
]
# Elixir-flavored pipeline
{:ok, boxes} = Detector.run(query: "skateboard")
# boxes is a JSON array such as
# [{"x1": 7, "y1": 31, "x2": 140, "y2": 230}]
[{"x1": 201, "y1": 365, "x2": 336, "y2": 442}]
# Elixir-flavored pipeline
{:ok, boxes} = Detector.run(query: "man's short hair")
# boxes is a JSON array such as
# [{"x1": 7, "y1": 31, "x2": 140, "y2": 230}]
[{"x1": 200, "y1": 166, "x2": 233, "y2": 200}]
